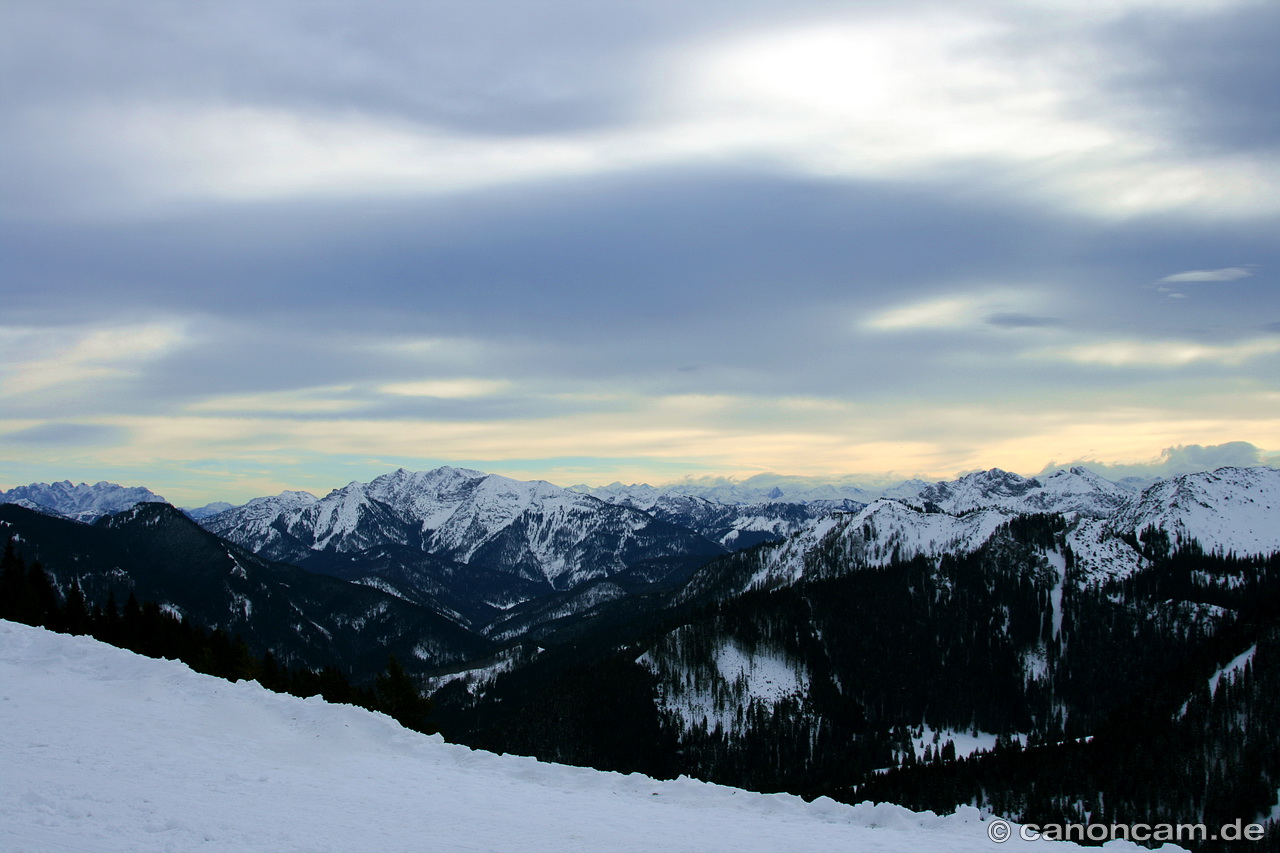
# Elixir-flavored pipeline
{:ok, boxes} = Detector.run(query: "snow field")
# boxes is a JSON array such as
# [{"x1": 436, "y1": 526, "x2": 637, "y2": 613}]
[{"x1": 1, "y1": 622, "x2": 1186, "y2": 852}]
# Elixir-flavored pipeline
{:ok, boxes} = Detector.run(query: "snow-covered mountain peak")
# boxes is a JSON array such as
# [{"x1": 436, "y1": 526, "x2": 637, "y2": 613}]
[
  {"x1": 913, "y1": 466, "x2": 1130, "y2": 518},
  {"x1": 0, "y1": 480, "x2": 167, "y2": 522},
  {"x1": 916, "y1": 468, "x2": 1038, "y2": 512},
  {"x1": 576, "y1": 481, "x2": 662, "y2": 507},
  {"x1": 735, "y1": 500, "x2": 1015, "y2": 593},
  {"x1": 2, "y1": 498, "x2": 64, "y2": 518},
  {"x1": 1108, "y1": 466, "x2": 1280, "y2": 556},
  {"x1": 311, "y1": 481, "x2": 387, "y2": 547},
  {"x1": 1018, "y1": 466, "x2": 1134, "y2": 516},
  {"x1": 182, "y1": 501, "x2": 235, "y2": 521},
  {"x1": 370, "y1": 465, "x2": 489, "y2": 493},
  {"x1": 234, "y1": 490, "x2": 319, "y2": 518},
  {"x1": 203, "y1": 466, "x2": 722, "y2": 590}
]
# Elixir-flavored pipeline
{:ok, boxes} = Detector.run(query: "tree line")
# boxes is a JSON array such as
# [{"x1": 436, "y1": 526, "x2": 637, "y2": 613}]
[{"x1": 0, "y1": 537, "x2": 435, "y2": 733}]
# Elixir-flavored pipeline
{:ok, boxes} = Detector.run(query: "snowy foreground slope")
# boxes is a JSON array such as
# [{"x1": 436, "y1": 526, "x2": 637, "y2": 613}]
[{"x1": 0, "y1": 622, "x2": 1179, "y2": 853}]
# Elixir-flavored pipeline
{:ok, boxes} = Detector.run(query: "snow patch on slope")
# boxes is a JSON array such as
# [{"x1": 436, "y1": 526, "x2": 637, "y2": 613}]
[
  {"x1": 714, "y1": 643, "x2": 807, "y2": 706},
  {"x1": 640, "y1": 633, "x2": 810, "y2": 737},
  {"x1": 1208, "y1": 645, "x2": 1256, "y2": 698},
  {"x1": 1065, "y1": 517, "x2": 1148, "y2": 585},
  {"x1": 745, "y1": 501, "x2": 1012, "y2": 591}
]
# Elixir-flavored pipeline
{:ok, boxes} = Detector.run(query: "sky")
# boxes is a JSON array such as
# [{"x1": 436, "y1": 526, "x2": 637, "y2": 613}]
[{"x1": 2, "y1": 0, "x2": 1279, "y2": 505}]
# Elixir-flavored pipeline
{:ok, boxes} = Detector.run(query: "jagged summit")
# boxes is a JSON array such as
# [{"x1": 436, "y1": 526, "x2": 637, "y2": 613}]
[
  {"x1": 914, "y1": 466, "x2": 1133, "y2": 517},
  {"x1": 202, "y1": 465, "x2": 722, "y2": 590},
  {"x1": 915, "y1": 468, "x2": 1038, "y2": 512},
  {"x1": 0, "y1": 480, "x2": 166, "y2": 522}
]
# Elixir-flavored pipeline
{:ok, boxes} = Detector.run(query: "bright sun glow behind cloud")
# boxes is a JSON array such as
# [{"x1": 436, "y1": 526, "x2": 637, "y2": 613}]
[
  {"x1": 664, "y1": 10, "x2": 1278, "y2": 218},
  {"x1": 13, "y1": 1, "x2": 1277, "y2": 222}
]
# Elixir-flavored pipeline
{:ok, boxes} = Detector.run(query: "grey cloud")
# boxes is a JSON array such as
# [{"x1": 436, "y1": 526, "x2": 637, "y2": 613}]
[
  {"x1": 2, "y1": 2, "x2": 636, "y2": 136},
  {"x1": 0, "y1": 0, "x2": 884, "y2": 138},
  {"x1": 1091, "y1": 3, "x2": 1280, "y2": 155},
  {"x1": 4, "y1": 163, "x2": 1278, "y2": 413},
  {"x1": 2, "y1": 423, "x2": 128, "y2": 447},
  {"x1": 1039, "y1": 441, "x2": 1269, "y2": 481},
  {"x1": 1156, "y1": 442, "x2": 1264, "y2": 471},
  {"x1": 984, "y1": 313, "x2": 1064, "y2": 329}
]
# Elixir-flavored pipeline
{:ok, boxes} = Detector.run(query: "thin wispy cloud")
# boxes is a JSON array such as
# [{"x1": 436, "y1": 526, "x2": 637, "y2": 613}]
[
  {"x1": 864, "y1": 291, "x2": 1053, "y2": 332},
  {"x1": 1159, "y1": 266, "x2": 1256, "y2": 283},
  {"x1": 186, "y1": 387, "x2": 365, "y2": 415},
  {"x1": 0, "y1": 322, "x2": 189, "y2": 396},
  {"x1": 864, "y1": 296, "x2": 988, "y2": 331},
  {"x1": 380, "y1": 380, "x2": 512, "y2": 399},
  {"x1": 1034, "y1": 337, "x2": 1280, "y2": 367}
]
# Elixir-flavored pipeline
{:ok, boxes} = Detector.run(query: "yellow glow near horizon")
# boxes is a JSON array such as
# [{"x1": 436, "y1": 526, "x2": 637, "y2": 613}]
[{"x1": 4, "y1": 387, "x2": 1275, "y2": 497}]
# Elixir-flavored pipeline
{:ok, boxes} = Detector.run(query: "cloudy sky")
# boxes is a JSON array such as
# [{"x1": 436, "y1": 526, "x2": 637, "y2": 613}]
[{"x1": 2, "y1": 0, "x2": 1279, "y2": 504}]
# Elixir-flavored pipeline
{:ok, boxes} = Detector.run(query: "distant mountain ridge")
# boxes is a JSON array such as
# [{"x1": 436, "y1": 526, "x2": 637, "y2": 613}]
[
  {"x1": 913, "y1": 466, "x2": 1134, "y2": 517},
  {"x1": 578, "y1": 466, "x2": 1135, "y2": 517},
  {"x1": 0, "y1": 463, "x2": 1151, "y2": 530},
  {"x1": 680, "y1": 465, "x2": 1279, "y2": 601},
  {"x1": 7, "y1": 465, "x2": 1276, "y2": 632},
  {"x1": 0, "y1": 480, "x2": 167, "y2": 522},
  {"x1": 573, "y1": 473, "x2": 927, "y2": 506},
  {"x1": 596, "y1": 492, "x2": 865, "y2": 549},
  {"x1": 201, "y1": 466, "x2": 725, "y2": 597}
]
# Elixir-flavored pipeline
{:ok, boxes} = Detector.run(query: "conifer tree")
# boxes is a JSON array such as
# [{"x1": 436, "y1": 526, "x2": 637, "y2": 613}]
[
  {"x1": 0, "y1": 538, "x2": 26, "y2": 621},
  {"x1": 26, "y1": 561, "x2": 60, "y2": 629},
  {"x1": 63, "y1": 580, "x2": 90, "y2": 636},
  {"x1": 375, "y1": 653, "x2": 435, "y2": 733}
]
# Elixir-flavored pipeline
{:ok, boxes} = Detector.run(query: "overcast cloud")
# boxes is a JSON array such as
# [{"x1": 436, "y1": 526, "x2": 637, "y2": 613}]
[{"x1": 1, "y1": 0, "x2": 1277, "y2": 503}]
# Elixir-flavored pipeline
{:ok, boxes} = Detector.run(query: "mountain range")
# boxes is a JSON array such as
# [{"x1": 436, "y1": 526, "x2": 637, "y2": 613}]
[
  {"x1": 5, "y1": 464, "x2": 1272, "y2": 640},
  {"x1": 1, "y1": 463, "x2": 1151, "y2": 635},
  {"x1": 4, "y1": 462, "x2": 1279, "y2": 844},
  {"x1": 202, "y1": 466, "x2": 724, "y2": 589},
  {"x1": 0, "y1": 480, "x2": 167, "y2": 522}
]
